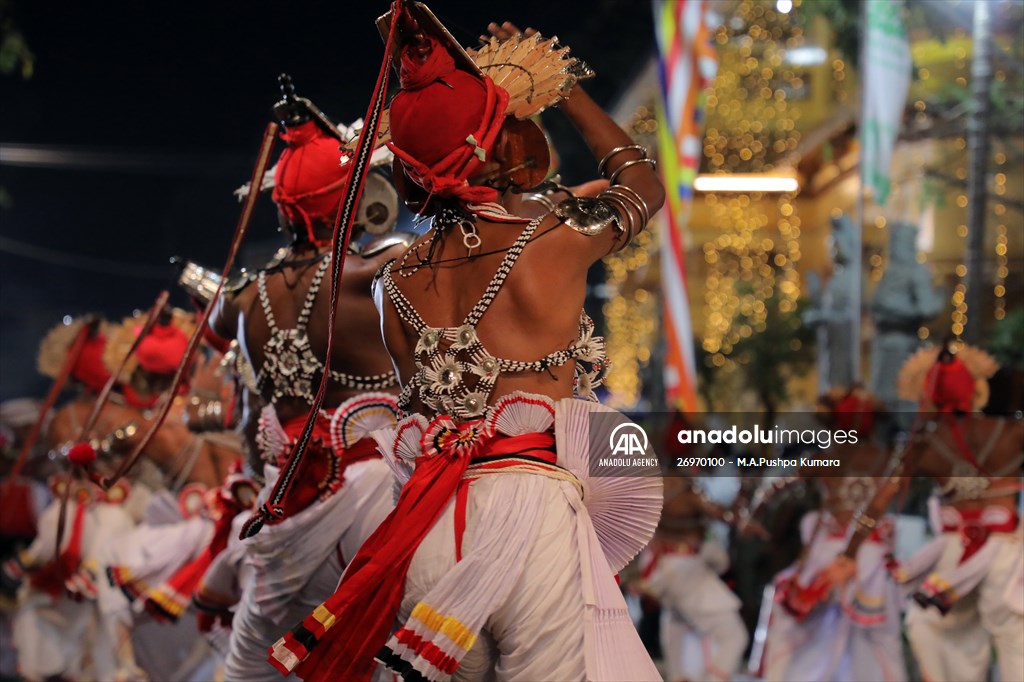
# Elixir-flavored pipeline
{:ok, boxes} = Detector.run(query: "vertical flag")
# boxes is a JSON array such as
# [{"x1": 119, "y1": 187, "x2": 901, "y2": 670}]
[
  {"x1": 653, "y1": 0, "x2": 718, "y2": 412},
  {"x1": 862, "y1": 0, "x2": 912, "y2": 205}
]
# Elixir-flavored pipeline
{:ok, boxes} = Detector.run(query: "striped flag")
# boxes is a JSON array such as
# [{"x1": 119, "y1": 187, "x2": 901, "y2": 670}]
[
  {"x1": 653, "y1": 0, "x2": 718, "y2": 412},
  {"x1": 862, "y1": 0, "x2": 912, "y2": 205}
]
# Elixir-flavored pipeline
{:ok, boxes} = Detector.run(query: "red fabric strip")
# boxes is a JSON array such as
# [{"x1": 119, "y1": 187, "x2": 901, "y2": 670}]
[
  {"x1": 454, "y1": 479, "x2": 471, "y2": 563},
  {"x1": 279, "y1": 430, "x2": 553, "y2": 680}
]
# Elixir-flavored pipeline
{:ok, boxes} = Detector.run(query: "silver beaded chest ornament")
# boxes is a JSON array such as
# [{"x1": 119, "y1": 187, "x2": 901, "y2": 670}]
[
  {"x1": 381, "y1": 217, "x2": 609, "y2": 421},
  {"x1": 257, "y1": 255, "x2": 396, "y2": 405}
]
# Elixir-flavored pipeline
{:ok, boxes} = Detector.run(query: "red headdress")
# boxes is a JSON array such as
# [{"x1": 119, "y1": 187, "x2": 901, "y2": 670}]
[
  {"x1": 136, "y1": 323, "x2": 189, "y2": 375},
  {"x1": 72, "y1": 332, "x2": 112, "y2": 394},
  {"x1": 924, "y1": 356, "x2": 976, "y2": 413},
  {"x1": 387, "y1": 36, "x2": 509, "y2": 204},
  {"x1": 272, "y1": 121, "x2": 352, "y2": 246}
]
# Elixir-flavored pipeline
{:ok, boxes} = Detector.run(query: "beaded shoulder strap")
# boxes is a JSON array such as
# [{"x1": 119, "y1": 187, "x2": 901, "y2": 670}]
[
  {"x1": 461, "y1": 218, "x2": 540, "y2": 327},
  {"x1": 380, "y1": 217, "x2": 541, "y2": 334},
  {"x1": 380, "y1": 260, "x2": 428, "y2": 334},
  {"x1": 256, "y1": 255, "x2": 331, "y2": 335}
]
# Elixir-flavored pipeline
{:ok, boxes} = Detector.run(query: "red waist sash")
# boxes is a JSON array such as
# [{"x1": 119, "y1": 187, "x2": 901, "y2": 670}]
[
  {"x1": 942, "y1": 507, "x2": 1019, "y2": 564},
  {"x1": 271, "y1": 414, "x2": 382, "y2": 519},
  {"x1": 269, "y1": 428, "x2": 556, "y2": 681}
]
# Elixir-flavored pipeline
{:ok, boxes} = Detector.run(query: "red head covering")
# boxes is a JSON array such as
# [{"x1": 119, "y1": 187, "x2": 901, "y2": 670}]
[
  {"x1": 924, "y1": 356, "x2": 975, "y2": 413},
  {"x1": 387, "y1": 37, "x2": 509, "y2": 204},
  {"x1": 72, "y1": 333, "x2": 112, "y2": 394},
  {"x1": 833, "y1": 391, "x2": 875, "y2": 435},
  {"x1": 136, "y1": 323, "x2": 188, "y2": 375},
  {"x1": 272, "y1": 121, "x2": 352, "y2": 245}
]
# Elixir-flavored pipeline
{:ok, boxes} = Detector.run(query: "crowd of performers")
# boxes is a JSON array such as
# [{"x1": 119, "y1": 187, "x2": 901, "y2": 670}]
[{"x1": 1, "y1": 5, "x2": 1022, "y2": 682}]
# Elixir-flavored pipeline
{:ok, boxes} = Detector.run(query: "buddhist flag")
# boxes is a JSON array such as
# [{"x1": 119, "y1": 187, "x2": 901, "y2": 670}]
[
  {"x1": 862, "y1": 0, "x2": 912, "y2": 205},
  {"x1": 653, "y1": 0, "x2": 718, "y2": 412}
]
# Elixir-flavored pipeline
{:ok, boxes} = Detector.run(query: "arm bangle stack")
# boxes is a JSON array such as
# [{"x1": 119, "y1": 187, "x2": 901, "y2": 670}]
[
  {"x1": 601, "y1": 186, "x2": 650, "y2": 240},
  {"x1": 598, "y1": 144, "x2": 648, "y2": 178},
  {"x1": 855, "y1": 513, "x2": 877, "y2": 533},
  {"x1": 599, "y1": 193, "x2": 635, "y2": 241},
  {"x1": 605, "y1": 184, "x2": 650, "y2": 225},
  {"x1": 522, "y1": 193, "x2": 557, "y2": 212},
  {"x1": 607, "y1": 158, "x2": 657, "y2": 186}
]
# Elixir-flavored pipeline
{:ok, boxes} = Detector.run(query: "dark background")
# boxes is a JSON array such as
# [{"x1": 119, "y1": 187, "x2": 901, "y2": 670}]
[{"x1": 0, "y1": 0, "x2": 656, "y2": 400}]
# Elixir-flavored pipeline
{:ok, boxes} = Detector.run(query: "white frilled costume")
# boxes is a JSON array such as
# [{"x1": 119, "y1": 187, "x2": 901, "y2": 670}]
[
  {"x1": 9, "y1": 479, "x2": 143, "y2": 681},
  {"x1": 895, "y1": 488, "x2": 1023, "y2": 682},
  {"x1": 640, "y1": 538, "x2": 747, "y2": 682},
  {"x1": 98, "y1": 490, "x2": 217, "y2": 680},
  {"x1": 763, "y1": 510, "x2": 906, "y2": 682},
  {"x1": 223, "y1": 395, "x2": 397, "y2": 681},
  {"x1": 269, "y1": 215, "x2": 663, "y2": 681}
]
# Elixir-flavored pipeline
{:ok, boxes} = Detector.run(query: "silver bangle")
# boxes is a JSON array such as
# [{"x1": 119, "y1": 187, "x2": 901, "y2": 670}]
[
  {"x1": 855, "y1": 513, "x2": 877, "y2": 532},
  {"x1": 602, "y1": 187, "x2": 649, "y2": 235},
  {"x1": 608, "y1": 158, "x2": 657, "y2": 186},
  {"x1": 600, "y1": 194, "x2": 635, "y2": 241},
  {"x1": 604, "y1": 185, "x2": 651, "y2": 227},
  {"x1": 523, "y1": 193, "x2": 557, "y2": 212},
  {"x1": 598, "y1": 144, "x2": 647, "y2": 178}
]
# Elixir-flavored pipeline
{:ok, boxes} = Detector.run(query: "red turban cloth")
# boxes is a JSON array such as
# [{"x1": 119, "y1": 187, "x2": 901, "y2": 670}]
[
  {"x1": 833, "y1": 392, "x2": 874, "y2": 435},
  {"x1": 272, "y1": 120, "x2": 352, "y2": 245},
  {"x1": 137, "y1": 323, "x2": 188, "y2": 375},
  {"x1": 72, "y1": 333, "x2": 112, "y2": 394},
  {"x1": 924, "y1": 357, "x2": 975, "y2": 413},
  {"x1": 387, "y1": 37, "x2": 509, "y2": 204}
]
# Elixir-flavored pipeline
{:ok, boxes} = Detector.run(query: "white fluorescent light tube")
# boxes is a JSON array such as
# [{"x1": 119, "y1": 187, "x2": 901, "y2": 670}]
[
  {"x1": 693, "y1": 175, "x2": 799, "y2": 193},
  {"x1": 783, "y1": 46, "x2": 827, "y2": 66}
]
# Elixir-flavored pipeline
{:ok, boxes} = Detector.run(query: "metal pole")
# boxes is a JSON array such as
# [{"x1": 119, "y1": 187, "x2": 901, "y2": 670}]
[
  {"x1": 964, "y1": 0, "x2": 992, "y2": 344},
  {"x1": 853, "y1": 0, "x2": 868, "y2": 383}
]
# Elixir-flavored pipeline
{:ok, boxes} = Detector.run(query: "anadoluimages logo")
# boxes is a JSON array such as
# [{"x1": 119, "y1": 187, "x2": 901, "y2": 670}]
[{"x1": 609, "y1": 422, "x2": 649, "y2": 456}]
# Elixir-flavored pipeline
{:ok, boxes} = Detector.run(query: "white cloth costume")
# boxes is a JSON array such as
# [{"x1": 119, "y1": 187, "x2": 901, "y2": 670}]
[
  {"x1": 97, "y1": 498, "x2": 216, "y2": 681},
  {"x1": 763, "y1": 511, "x2": 906, "y2": 682},
  {"x1": 899, "y1": 504, "x2": 1023, "y2": 682},
  {"x1": 642, "y1": 539, "x2": 747, "y2": 682},
  {"x1": 372, "y1": 396, "x2": 663, "y2": 681},
  {"x1": 13, "y1": 495, "x2": 130, "y2": 681},
  {"x1": 224, "y1": 397, "x2": 396, "y2": 682}
]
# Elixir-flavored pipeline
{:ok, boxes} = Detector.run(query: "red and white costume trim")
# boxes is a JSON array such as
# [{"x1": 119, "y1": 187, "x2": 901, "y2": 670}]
[
  {"x1": 899, "y1": 505, "x2": 1023, "y2": 682},
  {"x1": 224, "y1": 393, "x2": 398, "y2": 681},
  {"x1": 270, "y1": 394, "x2": 662, "y2": 681},
  {"x1": 640, "y1": 539, "x2": 747, "y2": 682},
  {"x1": 763, "y1": 511, "x2": 907, "y2": 682}
]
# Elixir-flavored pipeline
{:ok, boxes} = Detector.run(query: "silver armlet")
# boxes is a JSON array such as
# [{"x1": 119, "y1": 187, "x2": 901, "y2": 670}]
[
  {"x1": 553, "y1": 196, "x2": 619, "y2": 236},
  {"x1": 606, "y1": 184, "x2": 651, "y2": 226},
  {"x1": 608, "y1": 158, "x2": 658, "y2": 186},
  {"x1": 523, "y1": 193, "x2": 557, "y2": 212},
  {"x1": 854, "y1": 512, "x2": 877, "y2": 533},
  {"x1": 599, "y1": 193, "x2": 636, "y2": 242},
  {"x1": 177, "y1": 261, "x2": 224, "y2": 304},
  {"x1": 598, "y1": 144, "x2": 648, "y2": 177},
  {"x1": 599, "y1": 186, "x2": 650, "y2": 243}
]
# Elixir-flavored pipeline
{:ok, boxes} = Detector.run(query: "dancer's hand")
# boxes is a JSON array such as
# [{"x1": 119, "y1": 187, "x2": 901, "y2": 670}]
[
  {"x1": 822, "y1": 554, "x2": 857, "y2": 587},
  {"x1": 569, "y1": 179, "x2": 609, "y2": 198},
  {"x1": 738, "y1": 516, "x2": 771, "y2": 541},
  {"x1": 480, "y1": 21, "x2": 537, "y2": 43}
]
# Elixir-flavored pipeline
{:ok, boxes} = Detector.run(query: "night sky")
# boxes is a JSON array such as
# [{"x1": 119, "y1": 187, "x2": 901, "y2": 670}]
[{"x1": 0, "y1": 0, "x2": 656, "y2": 400}]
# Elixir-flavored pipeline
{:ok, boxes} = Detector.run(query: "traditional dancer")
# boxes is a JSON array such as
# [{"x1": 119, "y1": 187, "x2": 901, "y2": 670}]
[
  {"x1": 761, "y1": 390, "x2": 908, "y2": 682},
  {"x1": 97, "y1": 481, "x2": 217, "y2": 680},
  {"x1": 6, "y1": 476, "x2": 134, "y2": 681},
  {"x1": 269, "y1": 12, "x2": 664, "y2": 681},
  {"x1": 207, "y1": 82, "x2": 408, "y2": 681},
  {"x1": 867, "y1": 343, "x2": 1023, "y2": 682},
  {"x1": 638, "y1": 477, "x2": 756, "y2": 682},
  {"x1": 97, "y1": 310, "x2": 243, "y2": 490}
]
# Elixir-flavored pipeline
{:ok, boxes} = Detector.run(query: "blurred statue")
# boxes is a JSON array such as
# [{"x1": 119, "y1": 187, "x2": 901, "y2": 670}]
[
  {"x1": 869, "y1": 221, "x2": 943, "y2": 415},
  {"x1": 804, "y1": 213, "x2": 858, "y2": 392}
]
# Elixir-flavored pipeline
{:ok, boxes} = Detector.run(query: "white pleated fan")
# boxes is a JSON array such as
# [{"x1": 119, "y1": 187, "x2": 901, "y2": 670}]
[{"x1": 555, "y1": 398, "x2": 662, "y2": 574}]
